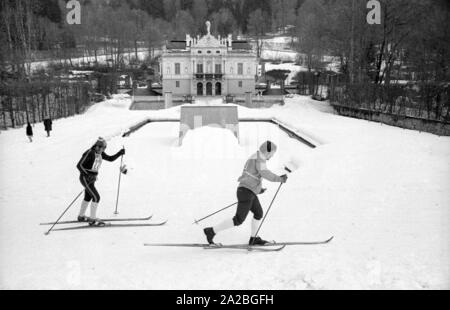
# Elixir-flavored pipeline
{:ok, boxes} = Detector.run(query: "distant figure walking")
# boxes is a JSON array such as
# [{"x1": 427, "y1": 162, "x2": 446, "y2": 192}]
[
  {"x1": 26, "y1": 122, "x2": 33, "y2": 142},
  {"x1": 44, "y1": 118, "x2": 52, "y2": 137}
]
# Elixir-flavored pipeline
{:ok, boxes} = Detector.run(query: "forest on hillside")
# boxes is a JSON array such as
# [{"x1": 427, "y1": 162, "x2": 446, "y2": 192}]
[
  {"x1": 0, "y1": 0, "x2": 302, "y2": 74},
  {"x1": 1, "y1": 0, "x2": 448, "y2": 83},
  {"x1": 0, "y1": 0, "x2": 448, "y2": 131}
]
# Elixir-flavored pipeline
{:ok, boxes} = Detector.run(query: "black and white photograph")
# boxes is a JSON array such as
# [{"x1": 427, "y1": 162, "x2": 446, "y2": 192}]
[{"x1": 0, "y1": 0, "x2": 448, "y2": 292}]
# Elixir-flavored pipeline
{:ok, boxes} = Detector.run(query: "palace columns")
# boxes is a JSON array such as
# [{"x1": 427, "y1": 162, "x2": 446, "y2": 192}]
[{"x1": 212, "y1": 57, "x2": 216, "y2": 96}]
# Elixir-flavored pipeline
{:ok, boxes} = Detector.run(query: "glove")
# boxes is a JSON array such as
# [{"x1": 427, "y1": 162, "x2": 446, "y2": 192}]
[
  {"x1": 260, "y1": 188, "x2": 267, "y2": 194},
  {"x1": 118, "y1": 148, "x2": 126, "y2": 156},
  {"x1": 280, "y1": 174, "x2": 288, "y2": 184}
]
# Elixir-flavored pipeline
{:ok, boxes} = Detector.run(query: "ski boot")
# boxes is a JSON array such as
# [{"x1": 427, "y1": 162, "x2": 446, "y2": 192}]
[
  {"x1": 249, "y1": 236, "x2": 269, "y2": 246},
  {"x1": 89, "y1": 218, "x2": 106, "y2": 227},
  {"x1": 203, "y1": 227, "x2": 216, "y2": 245},
  {"x1": 77, "y1": 215, "x2": 89, "y2": 222}
]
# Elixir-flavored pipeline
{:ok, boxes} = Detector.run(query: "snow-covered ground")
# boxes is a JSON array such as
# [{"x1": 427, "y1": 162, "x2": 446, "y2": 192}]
[
  {"x1": 263, "y1": 62, "x2": 307, "y2": 85},
  {"x1": 30, "y1": 49, "x2": 158, "y2": 73},
  {"x1": 0, "y1": 95, "x2": 449, "y2": 289},
  {"x1": 263, "y1": 36, "x2": 296, "y2": 51},
  {"x1": 261, "y1": 50, "x2": 298, "y2": 62}
]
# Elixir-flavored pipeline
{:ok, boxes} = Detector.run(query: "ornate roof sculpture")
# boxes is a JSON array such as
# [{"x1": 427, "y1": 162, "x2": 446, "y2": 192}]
[
  {"x1": 165, "y1": 21, "x2": 253, "y2": 52},
  {"x1": 186, "y1": 21, "x2": 230, "y2": 48}
]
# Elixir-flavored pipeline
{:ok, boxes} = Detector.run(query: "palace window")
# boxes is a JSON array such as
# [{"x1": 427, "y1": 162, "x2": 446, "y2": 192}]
[
  {"x1": 238, "y1": 81, "x2": 243, "y2": 88},
  {"x1": 215, "y1": 64, "x2": 222, "y2": 74},
  {"x1": 176, "y1": 81, "x2": 180, "y2": 88},
  {"x1": 238, "y1": 63, "x2": 244, "y2": 75},
  {"x1": 197, "y1": 64, "x2": 203, "y2": 73},
  {"x1": 175, "y1": 63, "x2": 181, "y2": 75}
]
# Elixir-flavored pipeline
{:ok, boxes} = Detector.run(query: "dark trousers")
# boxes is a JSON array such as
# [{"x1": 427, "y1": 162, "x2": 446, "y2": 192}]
[
  {"x1": 79, "y1": 175, "x2": 100, "y2": 203},
  {"x1": 233, "y1": 187, "x2": 263, "y2": 226}
]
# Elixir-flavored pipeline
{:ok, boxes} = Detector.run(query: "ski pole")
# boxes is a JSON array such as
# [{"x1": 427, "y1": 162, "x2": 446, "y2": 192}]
[
  {"x1": 114, "y1": 147, "x2": 125, "y2": 215},
  {"x1": 44, "y1": 190, "x2": 84, "y2": 235},
  {"x1": 193, "y1": 202, "x2": 238, "y2": 225},
  {"x1": 251, "y1": 182, "x2": 284, "y2": 245}
]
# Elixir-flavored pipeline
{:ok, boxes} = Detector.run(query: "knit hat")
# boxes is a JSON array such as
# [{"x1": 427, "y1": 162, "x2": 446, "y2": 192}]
[
  {"x1": 94, "y1": 137, "x2": 107, "y2": 149},
  {"x1": 260, "y1": 141, "x2": 277, "y2": 156}
]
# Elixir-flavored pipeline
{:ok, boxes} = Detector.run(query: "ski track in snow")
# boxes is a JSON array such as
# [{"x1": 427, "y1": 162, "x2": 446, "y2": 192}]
[{"x1": 0, "y1": 94, "x2": 449, "y2": 289}]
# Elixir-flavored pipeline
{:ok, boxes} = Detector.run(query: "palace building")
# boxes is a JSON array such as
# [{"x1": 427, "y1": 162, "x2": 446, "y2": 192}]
[{"x1": 161, "y1": 21, "x2": 257, "y2": 97}]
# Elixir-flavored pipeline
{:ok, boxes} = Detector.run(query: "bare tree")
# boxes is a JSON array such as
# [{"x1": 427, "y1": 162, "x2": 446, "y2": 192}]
[{"x1": 247, "y1": 9, "x2": 269, "y2": 59}]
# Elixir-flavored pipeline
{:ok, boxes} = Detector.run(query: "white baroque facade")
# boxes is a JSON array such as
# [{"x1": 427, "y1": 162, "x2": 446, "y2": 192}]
[{"x1": 161, "y1": 22, "x2": 257, "y2": 96}]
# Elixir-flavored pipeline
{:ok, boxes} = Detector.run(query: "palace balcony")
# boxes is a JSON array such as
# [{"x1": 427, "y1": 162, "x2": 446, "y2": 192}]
[{"x1": 194, "y1": 73, "x2": 224, "y2": 80}]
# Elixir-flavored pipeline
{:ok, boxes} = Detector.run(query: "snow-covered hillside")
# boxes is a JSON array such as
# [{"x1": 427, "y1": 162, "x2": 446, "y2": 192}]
[{"x1": 0, "y1": 95, "x2": 448, "y2": 289}]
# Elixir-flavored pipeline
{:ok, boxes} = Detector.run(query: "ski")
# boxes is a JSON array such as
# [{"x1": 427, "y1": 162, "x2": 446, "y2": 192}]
[
  {"x1": 204, "y1": 244, "x2": 287, "y2": 252},
  {"x1": 249, "y1": 245, "x2": 286, "y2": 252},
  {"x1": 144, "y1": 243, "x2": 213, "y2": 248},
  {"x1": 205, "y1": 236, "x2": 334, "y2": 249},
  {"x1": 52, "y1": 221, "x2": 167, "y2": 231},
  {"x1": 143, "y1": 242, "x2": 285, "y2": 252},
  {"x1": 40, "y1": 214, "x2": 153, "y2": 226},
  {"x1": 144, "y1": 236, "x2": 334, "y2": 248}
]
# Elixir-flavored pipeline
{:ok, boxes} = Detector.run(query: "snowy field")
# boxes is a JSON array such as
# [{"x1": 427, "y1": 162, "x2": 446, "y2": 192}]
[
  {"x1": 0, "y1": 95, "x2": 449, "y2": 289},
  {"x1": 261, "y1": 50, "x2": 298, "y2": 63},
  {"x1": 263, "y1": 62, "x2": 307, "y2": 85},
  {"x1": 29, "y1": 49, "x2": 157, "y2": 73}
]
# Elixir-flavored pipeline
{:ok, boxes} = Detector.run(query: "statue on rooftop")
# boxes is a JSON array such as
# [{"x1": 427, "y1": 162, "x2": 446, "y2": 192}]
[{"x1": 206, "y1": 21, "x2": 211, "y2": 36}]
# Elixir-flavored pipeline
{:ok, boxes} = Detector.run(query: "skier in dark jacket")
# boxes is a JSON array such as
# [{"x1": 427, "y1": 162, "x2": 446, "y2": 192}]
[
  {"x1": 203, "y1": 141, "x2": 288, "y2": 245},
  {"x1": 26, "y1": 122, "x2": 33, "y2": 142},
  {"x1": 76, "y1": 137, "x2": 125, "y2": 226}
]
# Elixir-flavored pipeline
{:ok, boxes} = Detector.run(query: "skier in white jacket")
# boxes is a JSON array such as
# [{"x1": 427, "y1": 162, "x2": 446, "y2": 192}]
[{"x1": 204, "y1": 141, "x2": 288, "y2": 245}]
